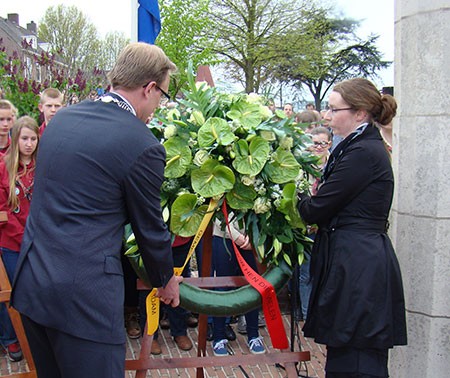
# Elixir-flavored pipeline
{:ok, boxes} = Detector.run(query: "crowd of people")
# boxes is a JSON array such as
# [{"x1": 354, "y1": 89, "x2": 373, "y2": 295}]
[{"x1": 0, "y1": 41, "x2": 406, "y2": 378}]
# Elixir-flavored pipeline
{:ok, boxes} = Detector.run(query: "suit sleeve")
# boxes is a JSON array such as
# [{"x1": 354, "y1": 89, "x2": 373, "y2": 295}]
[
  {"x1": 298, "y1": 144, "x2": 373, "y2": 225},
  {"x1": 124, "y1": 143, "x2": 174, "y2": 288}
]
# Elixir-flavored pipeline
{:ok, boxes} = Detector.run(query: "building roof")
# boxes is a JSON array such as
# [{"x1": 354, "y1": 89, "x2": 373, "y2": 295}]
[{"x1": 0, "y1": 14, "x2": 44, "y2": 52}]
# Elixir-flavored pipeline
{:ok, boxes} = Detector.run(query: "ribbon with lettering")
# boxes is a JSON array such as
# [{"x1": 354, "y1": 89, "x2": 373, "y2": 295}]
[
  {"x1": 146, "y1": 197, "x2": 220, "y2": 334},
  {"x1": 222, "y1": 200, "x2": 289, "y2": 349}
]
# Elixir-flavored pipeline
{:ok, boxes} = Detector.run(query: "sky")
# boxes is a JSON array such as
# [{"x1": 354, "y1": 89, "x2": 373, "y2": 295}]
[{"x1": 3, "y1": 0, "x2": 394, "y2": 87}]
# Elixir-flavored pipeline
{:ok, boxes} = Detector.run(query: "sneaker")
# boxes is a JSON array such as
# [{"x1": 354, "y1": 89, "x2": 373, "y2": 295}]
[
  {"x1": 212, "y1": 339, "x2": 229, "y2": 356},
  {"x1": 7, "y1": 342, "x2": 23, "y2": 362},
  {"x1": 248, "y1": 337, "x2": 265, "y2": 355},
  {"x1": 237, "y1": 315, "x2": 247, "y2": 334},
  {"x1": 224, "y1": 324, "x2": 236, "y2": 341}
]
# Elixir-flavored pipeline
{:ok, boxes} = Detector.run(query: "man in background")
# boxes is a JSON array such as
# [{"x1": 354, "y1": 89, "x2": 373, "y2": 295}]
[{"x1": 38, "y1": 87, "x2": 63, "y2": 136}]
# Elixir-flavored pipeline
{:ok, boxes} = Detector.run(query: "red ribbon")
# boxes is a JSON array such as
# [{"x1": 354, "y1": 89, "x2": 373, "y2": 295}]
[{"x1": 222, "y1": 201, "x2": 289, "y2": 349}]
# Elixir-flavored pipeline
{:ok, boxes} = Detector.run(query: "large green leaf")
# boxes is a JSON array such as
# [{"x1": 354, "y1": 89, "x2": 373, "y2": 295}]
[
  {"x1": 163, "y1": 137, "x2": 192, "y2": 178},
  {"x1": 191, "y1": 159, "x2": 235, "y2": 197},
  {"x1": 264, "y1": 148, "x2": 301, "y2": 184},
  {"x1": 226, "y1": 102, "x2": 263, "y2": 131},
  {"x1": 170, "y1": 193, "x2": 209, "y2": 237},
  {"x1": 232, "y1": 137, "x2": 270, "y2": 176},
  {"x1": 197, "y1": 117, "x2": 235, "y2": 147},
  {"x1": 277, "y1": 183, "x2": 305, "y2": 229},
  {"x1": 226, "y1": 182, "x2": 257, "y2": 210}
]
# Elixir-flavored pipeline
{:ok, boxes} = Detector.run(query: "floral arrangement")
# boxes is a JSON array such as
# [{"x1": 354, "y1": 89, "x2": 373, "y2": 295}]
[{"x1": 147, "y1": 66, "x2": 319, "y2": 268}]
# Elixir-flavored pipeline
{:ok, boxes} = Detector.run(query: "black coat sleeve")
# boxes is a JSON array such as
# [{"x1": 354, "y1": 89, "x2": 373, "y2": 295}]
[
  {"x1": 298, "y1": 144, "x2": 374, "y2": 225},
  {"x1": 124, "y1": 143, "x2": 174, "y2": 288}
]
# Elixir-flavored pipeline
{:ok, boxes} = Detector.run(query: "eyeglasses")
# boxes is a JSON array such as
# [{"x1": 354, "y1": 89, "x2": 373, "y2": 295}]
[
  {"x1": 156, "y1": 85, "x2": 171, "y2": 104},
  {"x1": 142, "y1": 82, "x2": 171, "y2": 105},
  {"x1": 328, "y1": 107, "x2": 353, "y2": 114},
  {"x1": 312, "y1": 141, "x2": 331, "y2": 148}
]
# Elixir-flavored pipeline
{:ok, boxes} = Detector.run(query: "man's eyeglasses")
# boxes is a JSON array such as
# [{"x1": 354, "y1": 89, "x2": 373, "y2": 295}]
[
  {"x1": 156, "y1": 85, "x2": 171, "y2": 105},
  {"x1": 313, "y1": 141, "x2": 331, "y2": 148},
  {"x1": 328, "y1": 107, "x2": 353, "y2": 114},
  {"x1": 142, "y1": 82, "x2": 171, "y2": 105}
]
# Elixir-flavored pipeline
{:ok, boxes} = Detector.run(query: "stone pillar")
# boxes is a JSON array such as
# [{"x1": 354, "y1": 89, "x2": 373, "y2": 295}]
[{"x1": 390, "y1": 1, "x2": 450, "y2": 377}]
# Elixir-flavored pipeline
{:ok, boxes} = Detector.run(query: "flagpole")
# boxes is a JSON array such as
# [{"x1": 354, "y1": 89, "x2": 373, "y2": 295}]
[{"x1": 131, "y1": 0, "x2": 138, "y2": 42}]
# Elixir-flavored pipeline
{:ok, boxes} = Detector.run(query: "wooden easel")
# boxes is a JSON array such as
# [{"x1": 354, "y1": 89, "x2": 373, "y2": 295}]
[
  {"x1": 0, "y1": 259, "x2": 36, "y2": 378},
  {"x1": 125, "y1": 224, "x2": 310, "y2": 377}
]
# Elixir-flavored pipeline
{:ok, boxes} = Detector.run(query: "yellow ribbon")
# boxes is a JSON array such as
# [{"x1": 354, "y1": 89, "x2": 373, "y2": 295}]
[{"x1": 146, "y1": 197, "x2": 220, "y2": 335}]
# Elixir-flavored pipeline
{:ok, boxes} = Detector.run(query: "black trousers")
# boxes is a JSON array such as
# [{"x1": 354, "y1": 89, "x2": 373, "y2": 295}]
[
  {"x1": 326, "y1": 346, "x2": 389, "y2": 378},
  {"x1": 21, "y1": 315, "x2": 125, "y2": 378}
]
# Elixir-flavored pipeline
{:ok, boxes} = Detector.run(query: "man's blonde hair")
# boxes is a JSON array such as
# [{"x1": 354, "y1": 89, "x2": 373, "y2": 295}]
[
  {"x1": 39, "y1": 88, "x2": 63, "y2": 104},
  {"x1": 0, "y1": 99, "x2": 18, "y2": 116},
  {"x1": 108, "y1": 43, "x2": 177, "y2": 89}
]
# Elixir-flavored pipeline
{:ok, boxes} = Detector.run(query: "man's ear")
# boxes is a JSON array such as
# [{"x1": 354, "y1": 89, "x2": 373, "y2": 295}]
[{"x1": 38, "y1": 103, "x2": 43, "y2": 112}]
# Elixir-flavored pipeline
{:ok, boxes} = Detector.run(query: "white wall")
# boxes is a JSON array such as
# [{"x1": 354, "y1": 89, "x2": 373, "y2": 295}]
[{"x1": 390, "y1": 1, "x2": 450, "y2": 377}]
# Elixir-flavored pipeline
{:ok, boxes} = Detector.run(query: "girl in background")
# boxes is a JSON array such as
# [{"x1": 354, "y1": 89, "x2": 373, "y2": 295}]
[{"x1": 0, "y1": 116, "x2": 39, "y2": 362}]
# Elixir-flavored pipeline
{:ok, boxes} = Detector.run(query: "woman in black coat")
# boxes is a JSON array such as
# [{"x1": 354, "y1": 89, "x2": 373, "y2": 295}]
[{"x1": 298, "y1": 78, "x2": 407, "y2": 378}]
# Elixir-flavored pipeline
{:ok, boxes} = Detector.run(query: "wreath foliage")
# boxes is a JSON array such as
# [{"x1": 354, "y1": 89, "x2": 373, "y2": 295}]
[{"x1": 125, "y1": 63, "x2": 320, "y2": 287}]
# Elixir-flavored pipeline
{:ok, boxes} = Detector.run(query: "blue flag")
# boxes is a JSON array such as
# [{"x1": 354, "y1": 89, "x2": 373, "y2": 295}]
[{"x1": 138, "y1": 0, "x2": 161, "y2": 44}]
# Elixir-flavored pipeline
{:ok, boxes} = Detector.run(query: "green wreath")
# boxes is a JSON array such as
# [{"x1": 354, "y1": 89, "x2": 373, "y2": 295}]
[
  {"x1": 125, "y1": 235, "x2": 292, "y2": 316},
  {"x1": 125, "y1": 63, "x2": 318, "y2": 315}
]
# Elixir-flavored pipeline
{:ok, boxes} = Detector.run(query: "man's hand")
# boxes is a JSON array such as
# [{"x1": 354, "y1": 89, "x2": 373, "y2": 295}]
[{"x1": 156, "y1": 275, "x2": 183, "y2": 307}]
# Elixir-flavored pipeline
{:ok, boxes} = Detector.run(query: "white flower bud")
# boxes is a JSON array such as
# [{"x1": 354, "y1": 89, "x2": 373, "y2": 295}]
[
  {"x1": 279, "y1": 136, "x2": 294, "y2": 150},
  {"x1": 189, "y1": 110, "x2": 205, "y2": 126},
  {"x1": 163, "y1": 124, "x2": 177, "y2": 139},
  {"x1": 241, "y1": 175, "x2": 256, "y2": 186},
  {"x1": 260, "y1": 105, "x2": 273, "y2": 120},
  {"x1": 193, "y1": 150, "x2": 209, "y2": 166},
  {"x1": 253, "y1": 197, "x2": 271, "y2": 214}
]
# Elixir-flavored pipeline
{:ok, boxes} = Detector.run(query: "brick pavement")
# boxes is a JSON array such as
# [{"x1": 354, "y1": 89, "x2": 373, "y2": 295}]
[
  {"x1": 0, "y1": 290, "x2": 326, "y2": 377},
  {"x1": 125, "y1": 314, "x2": 326, "y2": 378}
]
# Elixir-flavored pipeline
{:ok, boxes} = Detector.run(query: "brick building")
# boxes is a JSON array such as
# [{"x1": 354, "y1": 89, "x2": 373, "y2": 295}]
[{"x1": 0, "y1": 13, "x2": 65, "y2": 83}]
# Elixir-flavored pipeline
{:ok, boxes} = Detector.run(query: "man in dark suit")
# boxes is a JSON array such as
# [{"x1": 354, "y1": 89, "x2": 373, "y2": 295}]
[{"x1": 11, "y1": 42, "x2": 182, "y2": 377}]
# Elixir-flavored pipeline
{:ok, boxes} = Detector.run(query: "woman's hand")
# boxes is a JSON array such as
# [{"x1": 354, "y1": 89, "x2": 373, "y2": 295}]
[{"x1": 235, "y1": 234, "x2": 252, "y2": 250}]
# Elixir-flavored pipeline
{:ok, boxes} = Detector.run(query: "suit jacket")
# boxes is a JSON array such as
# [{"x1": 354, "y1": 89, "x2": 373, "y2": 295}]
[{"x1": 11, "y1": 98, "x2": 174, "y2": 344}]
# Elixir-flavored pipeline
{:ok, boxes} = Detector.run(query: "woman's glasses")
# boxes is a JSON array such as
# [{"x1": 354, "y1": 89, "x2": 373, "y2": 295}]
[{"x1": 313, "y1": 141, "x2": 331, "y2": 148}]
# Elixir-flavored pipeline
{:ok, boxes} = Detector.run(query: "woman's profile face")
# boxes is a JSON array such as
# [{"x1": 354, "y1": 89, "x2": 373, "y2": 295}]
[{"x1": 326, "y1": 91, "x2": 359, "y2": 138}]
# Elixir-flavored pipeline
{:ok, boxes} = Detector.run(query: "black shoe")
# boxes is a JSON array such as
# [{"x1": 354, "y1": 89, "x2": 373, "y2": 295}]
[
  {"x1": 186, "y1": 314, "x2": 198, "y2": 328},
  {"x1": 225, "y1": 324, "x2": 236, "y2": 341},
  {"x1": 206, "y1": 323, "x2": 213, "y2": 341}
]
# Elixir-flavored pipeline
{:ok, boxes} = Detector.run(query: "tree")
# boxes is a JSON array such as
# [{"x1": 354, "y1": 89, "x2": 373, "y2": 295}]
[
  {"x1": 156, "y1": 0, "x2": 218, "y2": 96},
  {"x1": 206, "y1": 0, "x2": 311, "y2": 93},
  {"x1": 269, "y1": 8, "x2": 391, "y2": 109},
  {"x1": 98, "y1": 31, "x2": 130, "y2": 71},
  {"x1": 0, "y1": 40, "x2": 93, "y2": 119},
  {"x1": 38, "y1": 5, "x2": 101, "y2": 77}
]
